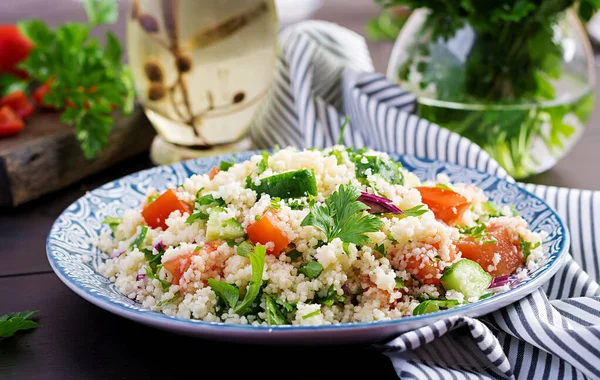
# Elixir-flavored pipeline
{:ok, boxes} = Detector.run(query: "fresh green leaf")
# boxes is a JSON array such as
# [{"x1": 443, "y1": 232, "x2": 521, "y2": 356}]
[
  {"x1": 353, "y1": 155, "x2": 404, "y2": 185},
  {"x1": 374, "y1": 243, "x2": 386, "y2": 256},
  {"x1": 274, "y1": 298, "x2": 296, "y2": 312},
  {"x1": 0, "y1": 74, "x2": 29, "y2": 97},
  {"x1": 286, "y1": 249, "x2": 302, "y2": 261},
  {"x1": 412, "y1": 300, "x2": 459, "y2": 316},
  {"x1": 302, "y1": 310, "x2": 321, "y2": 319},
  {"x1": 157, "y1": 291, "x2": 179, "y2": 307},
  {"x1": 342, "y1": 241, "x2": 351, "y2": 255},
  {"x1": 270, "y1": 197, "x2": 282, "y2": 210},
  {"x1": 186, "y1": 212, "x2": 209, "y2": 224},
  {"x1": 395, "y1": 277, "x2": 405, "y2": 289},
  {"x1": 519, "y1": 237, "x2": 539, "y2": 260},
  {"x1": 83, "y1": 0, "x2": 118, "y2": 26},
  {"x1": 265, "y1": 295, "x2": 287, "y2": 325},
  {"x1": 208, "y1": 279, "x2": 240, "y2": 309},
  {"x1": 234, "y1": 244, "x2": 266, "y2": 314},
  {"x1": 145, "y1": 265, "x2": 171, "y2": 291},
  {"x1": 401, "y1": 204, "x2": 428, "y2": 217},
  {"x1": 337, "y1": 115, "x2": 350, "y2": 145},
  {"x1": 459, "y1": 223, "x2": 496, "y2": 244},
  {"x1": 102, "y1": 216, "x2": 122, "y2": 236},
  {"x1": 301, "y1": 184, "x2": 383, "y2": 245},
  {"x1": 316, "y1": 285, "x2": 345, "y2": 306},
  {"x1": 435, "y1": 183, "x2": 453, "y2": 191},
  {"x1": 0, "y1": 311, "x2": 40, "y2": 338},
  {"x1": 257, "y1": 151, "x2": 270, "y2": 175},
  {"x1": 479, "y1": 292, "x2": 493, "y2": 300},
  {"x1": 147, "y1": 193, "x2": 159, "y2": 205},
  {"x1": 330, "y1": 150, "x2": 344, "y2": 165},
  {"x1": 236, "y1": 241, "x2": 254, "y2": 257},
  {"x1": 298, "y1": 260, "x2": 323, "y2": 280},
  {"x1": 130, "y1": 225, "x2": 148, "y2": 248},
  {"x1": 219, "y1": 158, "x2": 235, "y2": 171}
]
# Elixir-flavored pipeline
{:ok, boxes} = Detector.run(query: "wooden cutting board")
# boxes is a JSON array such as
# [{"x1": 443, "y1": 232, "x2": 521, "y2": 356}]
[{"x1": 0, "y1": 106, "x2": 155, "y2": 207}]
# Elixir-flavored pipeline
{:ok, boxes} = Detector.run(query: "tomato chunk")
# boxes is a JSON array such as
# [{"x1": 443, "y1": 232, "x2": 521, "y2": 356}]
[
  {"x1": 1, "y1": 90, "x2": 34, "y2": 119},
  {"x1": 416, "y1": 186, "x2": 471, "y2": 225},
  {"x1": 456, "y1": 225, "x2": 523, "y2": 277},
  {"x1": 0, "y1": 25, "x2": 33, "y2": 78},
  {"x1": 246, "y1": 209, "x2": 290, "y2": 255},
  {"x1": 141, "y1": 188, "x2": 191, "y2": 230},
  {"x1": 208, "y1": 166, "x2": 220, "y2": 180},
  {"x1": 163, "y1": 242, "x2": 220, "y2": 285},
  {"x1": 0, "y1": 105, "x2": 24, "y2": 136},
  {"x1": 404, "y1": 248, "x2": 457, "y2": 285}
]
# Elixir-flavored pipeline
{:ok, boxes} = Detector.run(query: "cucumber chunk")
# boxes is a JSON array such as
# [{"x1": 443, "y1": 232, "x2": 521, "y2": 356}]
[
  {"x1": 250, "y1": 169, "x2": 318, "y2": 199},
  {"x1": 412, "y1": 300, "x2": 459, "y2": 316},
  {"x1": 440, "y1": 259, "x2": 492, "y2": 299},
  {"x1": 206, "y1": 211, "x2": 245, "y2": 241}
]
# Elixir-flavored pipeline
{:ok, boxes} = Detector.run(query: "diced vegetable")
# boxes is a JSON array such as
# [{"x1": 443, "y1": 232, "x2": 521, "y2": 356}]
[
  {"x1": 298, "y1": 260, "x2": 323, "y2": 279},
  {"x1": 358, "y1": 192, "x2": 403, "y2": 214},
  {"x1": 208, "y1": 166, "x2": 220, "y2": 180},
  {"x1": 163, "y1": 242, "x2": 219, "y2": 286},
  {"x1": 0, "y1": 25, "x2": 33, "y2": 78},
  {"x1": 412, "y1": 300, "x2": 459, "y2": 315},
  {"x1": 246, "y1": 209, "x2": 290, "y2": 255},
  {"x1": 249, "y1": 169, "x2": 318, "y2": 199},
  {"x1": 456, "y1": 225, "x2": 524, "y2": 277},
  {"x1": 0, "y1": 90, "x2": 34, "y2": 119},
  {"x1": 141, "y1": 188, "x2": 191, "y2": 230},
  {"x1": 440, "y1": 259, "x2": 492, "y2": 299},
  {"x1": 404, "y1": 249, "x2": 456, "y2": 285},
  {"x1": 0, "y1": 105, "x2": 24, "y2": 136},
  {"x1": 32, "y1": 79, "x2": 54, "y2": 108},
  {"x1": 416, "y1": 186, "x2": 471, "y2": 225},
  {"x1": 233, "y1": 243, "x2": 266, "y2": 314},
  {"x1": 206, "y1": 211, "x2": 245, "y2": 241}
]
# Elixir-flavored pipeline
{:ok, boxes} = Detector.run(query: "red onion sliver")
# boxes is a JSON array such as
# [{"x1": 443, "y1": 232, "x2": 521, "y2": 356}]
[
  {"x1": 489, "y1": 275, "x2": 511, "y2": 288},
  {"x1": 110, "y1": 249, "x2": 125, "y2": 259},
  {"x1": 358, "y1": 192, "x2": 403, "y2": 214},
  {"x1": 136, "y1": 273, "x2": 147, "y2": 281},
  {"x1": 154, "y1": 241, "x2": 164, "y2": 252}
]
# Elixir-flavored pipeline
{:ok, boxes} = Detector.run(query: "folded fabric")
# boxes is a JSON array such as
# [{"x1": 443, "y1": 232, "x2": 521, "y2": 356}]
[{"x1": 250, "y1": 21, "x2": 600, "y2": 379}]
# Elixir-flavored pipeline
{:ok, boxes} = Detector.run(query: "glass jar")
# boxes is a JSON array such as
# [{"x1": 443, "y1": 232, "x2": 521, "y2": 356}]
[
  {"x1": 387, "y1": 9, "x2": 596, "y2": 179},
  {"x1": 127, "y1": 0, "x2": 278, "y2": 164}
]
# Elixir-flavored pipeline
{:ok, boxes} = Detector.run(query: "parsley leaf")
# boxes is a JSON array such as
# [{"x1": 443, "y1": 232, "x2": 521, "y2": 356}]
[
  {"x1": 286, "y1": 249, "x2": 302, "y2": 261},
  {"x1": 102, "y1": 216, "x2": 122, "y2": 236},
  {"x1": 374, "y1": 243, "x2": 386, "y2": 256},
  {"x1": 298, "y1": 260, "x2": 323, "y2": 279},
  {"x1": 302, "y1": 310, "x2": 321, "y2": 319},
  {"x1": 265, "y1": 295, "x2": 287, "y2": 325},
  {"x1": 130, "y1": 225, "x2": 148, "y2": 249},
  {"x1": 187, "y1": 193, "x2": 226, "y2": 224},
  {"x1": 301, "y1": 184, "x2": 383, "y2": 245},
  {"x1": 145, "y1": 265, "x2": 171, "y2": 291},
  {"x1": 156, "y1": 291, "x2": 180, "y2": 307},
  {"x1": 435, "y1": 183, "x2": 453, "y2": 191},
  {"x1": 401, "y1": 204, "x2": 428, "y2": 217},
  {"x1": 353, "y1": 155, "x2": 404, "y2": 185},
  {"x1": 236, "y1": 241, "x2": 254, "y2": 257},
  {"x1": 219, "y1": 158, "x2": 235, "y2": 171},
  {"x1": 459, "y1": 223, "x2": 497, "y2": 244},
  {"x1": 0, "y1": 311, "x2": 40, "y2": 338},
  {"x1": 207, "y1": 279, "x2": 239, "y2": 309},
  {"x1": 17, "y1": 3, "x2": 134, "y2": 160},
  {"x1": 395, "y1": 277, "x2": 405, "y2": 289},
  {"x1": 0, "y1": 74, "x2": 28, "y2": 97},
  {"x1": 234, "y1": 244, "x2": 267, "y2": 314},
  {"x1": 257, "y1": 151, "x2": 270, "y2": 175},
  {"x1": 520, "y1": 237, "x2": 540, "y2": 260},
  {"x1": 316, "y1": 285, "x2": 345, "y2": 306}
]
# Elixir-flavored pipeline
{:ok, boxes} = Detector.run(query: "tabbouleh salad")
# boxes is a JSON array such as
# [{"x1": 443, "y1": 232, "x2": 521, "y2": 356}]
[{"x1": 98, "y1": 146, "x2": 545, "y2": 326}]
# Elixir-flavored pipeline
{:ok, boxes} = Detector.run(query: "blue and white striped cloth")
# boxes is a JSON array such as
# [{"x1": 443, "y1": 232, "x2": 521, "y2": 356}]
[{"x1": 250, "y1": 21, "x2": 600, "y2": 379}]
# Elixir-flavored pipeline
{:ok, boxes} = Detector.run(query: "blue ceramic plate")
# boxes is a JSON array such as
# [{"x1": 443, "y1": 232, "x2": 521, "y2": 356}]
[{"x1": 47, "y1": 152, "x2": 569, "y2": 344}]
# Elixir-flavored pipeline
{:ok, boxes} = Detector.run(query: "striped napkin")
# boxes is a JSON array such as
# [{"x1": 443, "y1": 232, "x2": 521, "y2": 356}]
[{"x1": 250, "y1": 21, "x2": 600, "y2": 379}]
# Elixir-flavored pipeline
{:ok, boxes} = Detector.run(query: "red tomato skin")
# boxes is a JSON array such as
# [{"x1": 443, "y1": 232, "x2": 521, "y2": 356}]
[
  {"x1": 416, "y1": 186, "x2": 471, "y2": 226},
  {"x1": 246, "y1": 209, "x2": 290, "y2": 255},
  {"x1": 404, "y1": 248, "x2": 457, "y2": 285},
  {"x1": 0, "y1": 25, "x2": 33, "y2": 78},
  {"x1": 32, "y1": 80, "x2": 57, "y2": 110},
  {"x1": 163, "y1": 242, "x2": 220, "y2": 285},
  {"x1": 208, "y1": 166, "x2": 220, "y2": 180},
  {"x1": 0, "y1": 105, "x2": 24, "y2": 136},
  {"x1": 141, "y1": 188, "x2": 191, "y2": 230},
  {"x1": 0, "y1": 90, "x2": 34, "y2": 119},
  {"x1": 456, "y1": 225, "x2": 524, "y2": 277}
]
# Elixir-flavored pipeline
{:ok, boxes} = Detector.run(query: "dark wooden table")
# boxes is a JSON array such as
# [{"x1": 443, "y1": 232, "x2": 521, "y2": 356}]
[{"x1": 2, "y1": 1, "x2": 600, "y2": 379}]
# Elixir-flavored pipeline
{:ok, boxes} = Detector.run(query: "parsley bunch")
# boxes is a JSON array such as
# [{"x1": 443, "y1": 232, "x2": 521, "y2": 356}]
[
  {"x1": 17, "y1": 0, "x2": 134, "y2": 159},
  {"x1": 0, "y1": 311, "x2": 40, "y2": 338},
  {"x1": 301, "y1": 184, "x2": 383, "y2": 245}
]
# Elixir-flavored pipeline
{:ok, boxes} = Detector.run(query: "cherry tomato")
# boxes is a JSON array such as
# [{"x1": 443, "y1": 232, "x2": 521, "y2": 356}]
[
  {"x1": 32, "y1": 79, "x2": 56, "y2": 109},
  {"x1": 456, "y1": 225, "x2": 523, "y2": 277},
  {"x1": 404, "y1": 248, "x2": 457, "y2": 285},
  {"x1": 0, "y1": 25, "x2": 33, "y2": 78},
  {"x1": 416, "y1": 186, "x2": 471, "y2": 226},
  {"x1": 0, "y1": 105, "x2": 24, "y2": 136},
  {"x1": 163, "y1": 242, "x2": 220, "y2": 285},
  {"x1": 246, "y1": 209, "x2": 290, "y2": 255},
  {"x1": 0, "y1": 90, "x2": 34, "y2": 119},
  {"x1": 141, "y1": 188, "x2": 191, "y2": 230}
]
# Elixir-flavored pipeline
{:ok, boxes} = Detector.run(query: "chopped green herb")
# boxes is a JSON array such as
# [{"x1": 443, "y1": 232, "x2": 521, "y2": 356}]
[
  {"x1": 286, "y1": 249, "x2": 302, "y2": 261},
  {"x1": 387, "y1": 234, "x2": 399, "y2": 245},
  {"x1": 482, "y1": 200, "x2": 503, "y2": 218},
  {"x1": 479, "y1": 293, "x2": 494, "y2": 300},
  {"x1": 395, "y1": 277, "x2": 405, "y2": 289},
  {"x1": 157, "y1": 291, "x2": 180, "y2": 307},
  {"x1": 146, "y1": 193, "x2": 159, "y2": 205},
  {"x1": 302, "y1": 310, "x2": 321, "y2": 319},
  {"x1": 519, "y1": 237, "x2": 540, "y2": 260},
  {"x1": 435, "y1": 183, "x2": 453, "y2": 191},
  {"x1": 274, "y1": 298, "x2": 296, "y2": 312},
  {"x1": 130, "y1": 226, "x2": 148, "y2": 249},
  {"x1": 226, "y1": 241, "x2": 236, "y2": 247},
  {"x1": 287, "y1": 199, "x2": 307, "y2": 210},
  {"x1": 234, "y1": 244, "x2": 267, "y2": 314},
  {"x1": 254, "y1": 215, "x2": 261, "y2": 221},
  {"x1": 219, "y1": 158, "x2": 235, "y2": 171},
  {"x1": 330, "y1": 150, "x2": 344, "y2": 165},
  {"x1": 0, "y1": 311, "x2": 40, "y2": 338},
  {"x1": 270, "y1": 197, "x2": 282, "y2": 210},
  {"x1": 102, "y1": 216, "x2": 122, "y2": 236},
  {"x1": 298, "y1": 260, "x2": 324, "y2": 280},
  {"x1": 186, "y1": 212, "x2": 209, "y2": 224},
  {"x1": 412, "y1": 300, "x2": 459, "y2": 316},
  {"x1": 257, "y1": 151, "x2": 270, "y2": 175},
  {"x1": 207, "y1": 279, "x2": 240, "y2": 309},
  {"x1": 510, "y1": 206, "x2": 519, "y2": 217},
  {"x1": 194, "y1": 245, "x2": 202, "y2": 252},
  {"x1": 145, "y1": 265, "x2": 171, "y2": 291},
  {"x1": 342, "y1": 241, "x2": 351, "y2": 255},
  {"x1": 187, "y1": 193, "x2": 226, "y2": 224},
  {"x1": 143, "y1": 247, "x2": 163, "y2": 272},
  {"x1": 316, "y1": 285, "x2": 345, "y2": 306},
  {"x1": 353, "y1": 155, "x2": 404, "y2": 185},
  {"x1": 337, "y1": 115, "x2": 350, "y2": 145},
  {"x1": 301, "y1": 184, "x2": 383, "y2": 245},
  {"x1": 459, "y1": 223, "x2": 496, "y2": 244},
  {"x1": 236, "y1": 241, "x2": 254, "y2": 257},
  {"x1": 374, "y1": 243, "x2": 386, "y2": 256},
  {"x1": 265, "y1": 295, "x2": 287, "y2": 325},
  {"x1": 402, "y1": 204, "x2": 429, "y2": 217}
]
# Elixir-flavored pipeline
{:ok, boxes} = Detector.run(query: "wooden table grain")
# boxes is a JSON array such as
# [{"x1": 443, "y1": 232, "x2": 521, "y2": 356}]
[{"x1": 1, "y1": 1, "x2": 600, "y2": 379}]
